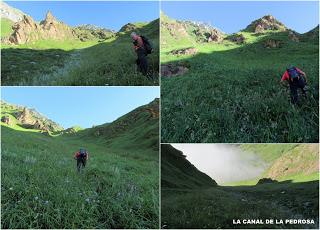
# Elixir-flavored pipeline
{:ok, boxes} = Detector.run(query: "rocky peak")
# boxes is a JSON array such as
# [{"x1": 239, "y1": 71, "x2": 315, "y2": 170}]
[
  {"x1": 17, "y1": 107, "x2": 33, "y2": 124},
  {"x1": 8, "y1": 10, "x2": 75, "y2": 44},
  {"x1": 45, "y1": 11, "x2": 56, "y2": 22},
  {"x1": 40, "y1": 11, "x2": 59, "y2": 29},
  {"x1": 244, "y1": 14, "x2": 287, "y2": 33}
]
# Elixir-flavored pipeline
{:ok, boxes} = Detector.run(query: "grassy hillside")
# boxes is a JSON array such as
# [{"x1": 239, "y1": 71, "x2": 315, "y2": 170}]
[
  {"x1": 1, "y1": 101, "x2": 159, "y2": 228},
  {"x1": 1, "y1": 18, "x2": 14, "y2": 37},
  {"x1": 72, "y1": 98, "x2": 159, "y2": 151},
  {"x1": 161, "y1": 144, "x2": 319, "y2": 229},
  {"x1": 161, "y1": 14, "x2": 319, "y2": 143},
  {"x1": 161, "y1": 144, "x2": 217, "y2": 189},
  {"x1": 1, "y1": 18, "x2": 159, "y2": 86}
]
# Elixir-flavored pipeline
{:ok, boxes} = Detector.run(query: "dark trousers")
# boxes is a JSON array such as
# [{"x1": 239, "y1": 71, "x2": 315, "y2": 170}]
[
  {"x1": 289, "y1": 77, "x2": 306, "y2": 104},
  {"x1": 136, "y1": 48, "x2": 148, "y2": 75},
  {"x1": 77, "y1": 158, "x2": 86, "y2": 171}
]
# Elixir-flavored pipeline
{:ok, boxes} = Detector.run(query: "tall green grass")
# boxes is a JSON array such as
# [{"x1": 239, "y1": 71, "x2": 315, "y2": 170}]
[
  {"x1": 161, "y1": 29, "x2": 319, "y2": 142},
  {"x1": 1, "y1": 125, "x2": 159, "y2": 228}
]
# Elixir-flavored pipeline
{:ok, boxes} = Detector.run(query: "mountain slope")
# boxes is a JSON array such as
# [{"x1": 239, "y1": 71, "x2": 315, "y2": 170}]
[
  {"x1": 1, "y1": 100, "x2": 159, "y2": 228},
  {"x1": 74, "y1": 98, "x2": 159, "y2": 151},
  {"x1": 161, "y1": 144, "x2": 217, "y2": 189},
  {"x1": 0, "y1": 1, "x2": 25, "y2": 22},
  {"x1": 1, "y1": 100, "x2": 63, "y2": 132},
  {"x1": 161, "y1": 13, "x2": 319, "y2": 143},
  {"x1": 161, "y1": 144, "x2": 319, "y2": 229}
]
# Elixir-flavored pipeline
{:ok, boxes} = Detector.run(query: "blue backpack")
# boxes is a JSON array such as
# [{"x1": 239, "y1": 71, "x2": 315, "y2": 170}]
[
  {"x1": 79, "y1": 149, "x2": 87, "y2": 158},
  {"x1": 287, "y1": 67, "x2": 300, "y2": 81}
]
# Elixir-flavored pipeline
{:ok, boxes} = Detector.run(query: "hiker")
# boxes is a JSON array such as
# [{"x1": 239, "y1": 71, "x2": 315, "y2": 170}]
[
  {"x1": 131, "y1": 32, "x2": 152, "y2": 76},
  {"x1": 281, "y1": 65, "x2": 308, "y2": 104},
  {"x1": 74, "y1": 148, "x2": 89, "y2": 172}
]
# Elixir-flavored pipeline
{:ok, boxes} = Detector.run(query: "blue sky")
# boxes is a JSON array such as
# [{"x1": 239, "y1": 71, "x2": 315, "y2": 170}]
[
  {"x1": 162, "y1": 1, "x2": 319, "y2": 33},
  {"x1": 6, "y1": 1, "x2": 159, "y2": 31},
  {"x1": 1, "y1": 87, "x2": 159, "y2": 128}
]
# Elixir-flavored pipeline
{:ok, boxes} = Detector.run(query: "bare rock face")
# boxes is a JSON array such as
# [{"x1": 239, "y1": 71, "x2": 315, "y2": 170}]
[
  {"x1": 288, "y1": 30, "x2": 300, "y2": 42},
  {"x1": 207, "y1": 28, "x2": 224, "y2": 42},
  {"x1": 162, "y1": 21, "x2": 188, "y2": 39},
  {"x1": 161, "y1": 64, "x2": 189, "y2": 77},
  {"x1": 245, "y1": 15, "x2": 287, "y2": 33},
  {"x1": 33, "y1": 120, "x2": 44, "y2": 130},
  {"x1": 9, "y1": 11, "x2": 75, "y2": 44},
  {"x1": 17, "y1": 107, "x2": 34, "y2": 124},
  {"x1": 264, "y1": 39, "x2": 282, "y2": 48},
  {"x1": 227, "y1": 33, "x2": 246, "y2": 44},
  {"x1": 9, "y1": 15, "x2": 39, "y2": 44},
  {"x1": 170, "y1": 47, "x2": 198, "y2": 56},
  {"x1": 1, "y1": 116, "x2": 11, "y2": 125}
]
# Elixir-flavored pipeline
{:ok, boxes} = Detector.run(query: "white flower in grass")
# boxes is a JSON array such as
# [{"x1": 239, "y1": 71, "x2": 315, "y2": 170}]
[
  {"x1": 9, "y1": 187, "x2": 13, "y2": 190},
  {"x1": 85, "y1": 198, "x2": 90, "y2": 203},
  {"x1": 34, "y1": 196, "x2": 39, "y2": 200},
  {"x1": 44, "y1": 200, "x2": 49, "y2": 205}
]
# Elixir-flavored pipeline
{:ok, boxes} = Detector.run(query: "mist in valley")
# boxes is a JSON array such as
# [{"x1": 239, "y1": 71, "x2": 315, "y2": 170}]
[{"x1": 172, "y1": 144, "x2": 269, "y2": 185}]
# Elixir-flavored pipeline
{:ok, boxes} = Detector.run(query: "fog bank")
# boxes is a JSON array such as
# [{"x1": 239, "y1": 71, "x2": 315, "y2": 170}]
[{"x1": 172, "y1": 144, "x2": 268, "y2": 184}]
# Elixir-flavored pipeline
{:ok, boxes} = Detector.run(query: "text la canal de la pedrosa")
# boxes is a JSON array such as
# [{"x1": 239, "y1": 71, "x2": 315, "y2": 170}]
[{"x1": 233, "y1": 219, "x2": 315, "y2": 225}]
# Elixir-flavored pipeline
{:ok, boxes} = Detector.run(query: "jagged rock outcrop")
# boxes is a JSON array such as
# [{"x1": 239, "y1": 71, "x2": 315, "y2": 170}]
[
  {"x1": 170, "y1": 47, "x2": 198, "y2": 56},
  {"x1": 288, "y1": 30, "x2": 300, "y2": 42},
  {"x1": 9, "y1": 11, "x2": 75, "y2": 44},
  {"x1": 162, "y1": 21, "x2": 188, "y2": 39},
  {"x1": 264, "y1": 39, "x2": 282, "y2": 48},
  {"x1": 207, "y1": 28, "x2": 224, "y2": 42},
  {"x1": 1, "y1": 116, "x2": 11, "y2": 125},
  {"x1": 146, "y1": 98, "x2": 159, "y2": 118},
  {"x1": 74, "y1": 24, "x2": 115, "y2": 41},
  {"x1": 245, "y1": 15, "x2": 287, "y2": 33},
  {"x1": 161, "y1": 64, "x2": 189, "y2": 77},
  {"x1": 227, "y1": 33, "x2": 246, "y2": 44},
  {"x1": 17, "y1": 107, "x2": 34, "y2": 124},
  {"x1": 15, "y1": 107, "x2": 62, "y2": 132}
]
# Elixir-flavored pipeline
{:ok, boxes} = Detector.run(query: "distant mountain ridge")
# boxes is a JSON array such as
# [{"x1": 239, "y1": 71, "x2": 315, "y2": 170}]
[
  {"x1": 1, "y1": 2, "x2": 159, "y2": 45},
  {"x1": 161, "y1": 12, "x2": 319, "y2": 45}
]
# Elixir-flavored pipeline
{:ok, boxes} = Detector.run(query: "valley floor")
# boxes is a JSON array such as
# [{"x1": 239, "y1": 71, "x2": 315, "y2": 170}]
[{"x1": 161, "y1": 181, "x2": 319, "y2": 229}]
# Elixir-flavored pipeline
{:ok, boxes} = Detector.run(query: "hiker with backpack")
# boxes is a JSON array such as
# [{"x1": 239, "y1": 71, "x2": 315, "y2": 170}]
[
  {"x1": 74, "y1": 148, "x2": 89, "y2": 172},
  {"x1": 131, "y1": 32, "x2": 152, "y2": 76},
  {"x1": 281, "y1": 65, "x2": 308, "y2": 104}
]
